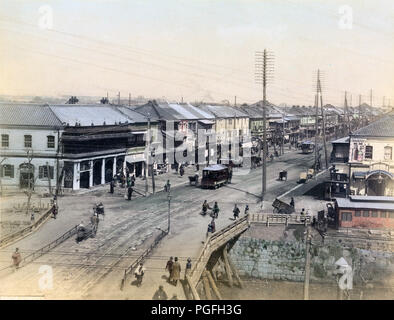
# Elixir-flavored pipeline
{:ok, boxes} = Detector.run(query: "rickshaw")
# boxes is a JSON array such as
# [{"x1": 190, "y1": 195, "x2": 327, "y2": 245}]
[
  {"x1": 278, "y1": 170, "x2": 288, "y2": 181},
  {"x1": 272, "y1": 198, "x2": 295, "y2": 214}
]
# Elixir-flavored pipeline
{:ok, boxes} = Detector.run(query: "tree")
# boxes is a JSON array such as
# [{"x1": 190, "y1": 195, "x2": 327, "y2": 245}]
[{"x1": 67, "y1": 96, "x2": 79, "y2": 104}]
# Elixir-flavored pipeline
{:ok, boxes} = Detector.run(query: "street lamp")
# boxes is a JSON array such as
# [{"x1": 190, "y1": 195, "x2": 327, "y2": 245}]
[{"x1": 166, "y1": 180, "x2": 171, "y2": 234}]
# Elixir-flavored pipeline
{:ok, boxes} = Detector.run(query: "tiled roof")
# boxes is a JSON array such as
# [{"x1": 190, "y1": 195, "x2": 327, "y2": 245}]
[
  {"x1": 49, "y1": 105, "x2": 130, "y2": 126},
  {"x1": 0, "y1": 103, "x2": 63, "y2": 127},
  {"x1": 115, "y1": 106, "x2": 150, "y2": 123},
  {"x1": 197, "y1": 105, "x2": 248, "y2": 118},
  {"x1": 352, "y1": 111, "x2": 394, "y2": 137}
]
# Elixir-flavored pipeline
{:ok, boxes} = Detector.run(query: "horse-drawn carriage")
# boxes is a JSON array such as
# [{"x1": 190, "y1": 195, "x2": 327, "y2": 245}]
[
  {"x1": 272, "y1": 198, "x2": 295, "y2": 214},
  {"x1": 188, "y1": 174, "x2": 199, "y2": 186},
  {"x1": 278, "y1": 170, "x2": 288, "y2": 181},
  {"x1": 76, "y1": 225, "x2": 94, "y2": 243}
]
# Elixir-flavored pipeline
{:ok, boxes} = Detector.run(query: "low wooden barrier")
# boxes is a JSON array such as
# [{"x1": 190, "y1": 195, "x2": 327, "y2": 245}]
[
  {"x1": 120, "y1": 229, "x2": 167, "y2": 290},
  {"x1": 249, "y1": 213, "x2": 311, "y2": 226},
  {"x1": 0, "y1": 207, "x2": 54, "y2": 249}
]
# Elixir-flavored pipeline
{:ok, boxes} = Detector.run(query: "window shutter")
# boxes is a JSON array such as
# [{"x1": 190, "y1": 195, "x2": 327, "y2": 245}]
[
  {"x1": 0, "y1": 165, "x2": 3, "y2": 177},
  {"x1": 50, "y1": 166, "x2": 54, "y2": 179},
  {"x1": 10, "y1": 165, "x2": 14, "y2": 178},
  {"x1": 39, "y1": 166, "x2": 43, "y2": 179}
]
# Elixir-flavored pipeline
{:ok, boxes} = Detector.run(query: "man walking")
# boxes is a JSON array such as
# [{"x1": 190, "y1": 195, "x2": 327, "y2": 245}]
[
  {"x1": 212, "y1": 202, "x2": 219, "y2": 219},
  {"x1": 233, "y1": 204, "x2": 240, "y2": 220},
  {"x1": 185, "y1": 258, "x2": 192, "y2": 279},
  {"x1": 165, "y1": 257, "x2": 174, "y2": 283},
  {"x1": 110, "y1": 179, "x2": 114, "y2": 194},
  {"x1": 127, "y1": 186, "x2": 133, "y2": 200},
  {"x1": 134, "y1": 263, "x2": 146, "y2": 287},
  {"x1": 170, "y1": 257, "x2": 181, "y2": 286},
  {"x1": 12, "y1": 248, "x2": 22, "y2": 271}
]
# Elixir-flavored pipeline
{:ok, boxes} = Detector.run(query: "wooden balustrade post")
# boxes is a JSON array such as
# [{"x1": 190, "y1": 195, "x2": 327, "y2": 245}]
[{"x1": 222, "y1": 246, "x2": 233, "y2": 288}]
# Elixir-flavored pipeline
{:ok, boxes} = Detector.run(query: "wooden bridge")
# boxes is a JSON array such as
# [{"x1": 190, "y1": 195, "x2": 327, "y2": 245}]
[
  {"x1": 184, "y1": 213, "x2": 311, "y2": 300},
  {"x1": 185, "y1": 215, "x2": 249, "y2": 300}
]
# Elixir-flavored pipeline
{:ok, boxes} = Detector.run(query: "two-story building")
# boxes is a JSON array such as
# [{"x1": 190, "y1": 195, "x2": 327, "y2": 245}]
[
  {"x1": 196, "y1": 104, "x2": 249, "y2": 162},
  {"x1": 0, "y1": 103, "x2": 64, "y2": 194},
  {"x1": 348, "y1": 111, "x2": 394, "y2": 196},
  {"x1": 49, "y1": 104, "x2": 154, "y2": 191}
]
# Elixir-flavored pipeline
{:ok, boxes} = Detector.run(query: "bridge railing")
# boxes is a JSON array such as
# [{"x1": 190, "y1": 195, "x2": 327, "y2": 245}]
[
  {"x1": 249, "y1": 213, "x2": 311, "y2": 226},
  {"x1": 0, "y1": 207, "x2": 54, "y2": 249},
  {"x1": 186, "y1": 215, "x2": 249, "y2": 297},
  {"x1": 120, "y1": 229, "x2": 167, "y2": 290},
  {"x1": 0, "y1": 224, "x2": 78, "y2": 278}
]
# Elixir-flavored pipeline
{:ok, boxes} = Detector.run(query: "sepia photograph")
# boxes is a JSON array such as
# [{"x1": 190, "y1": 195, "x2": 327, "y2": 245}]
[{"x1": 0, "y1": 0, "x2": 393, "y2": 306}]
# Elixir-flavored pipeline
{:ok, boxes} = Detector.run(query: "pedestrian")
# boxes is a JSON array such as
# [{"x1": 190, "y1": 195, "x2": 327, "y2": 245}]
[
  {"x1": 110, "y1": 179, "x2": 114, "y2": 194},
  {"x1": 165, "y1": 257, "x2": 174, "y2": 282},
  {"x1": 170, "y1": 257, "x2": 181, "y2": 286},
  {"x1": 202, "y1": 200, "x2": 211, "y2": 216},
  {"x1": 30, "y1": 212, "x2": 35, "y2": 223},
  {"x1": 152, "y1": 285, "x2": 168, "y2": 300},
  {"x1": 212, "y1": 202, "x2": 219, "y2": 219},
  {"x1": 290, "y1": 197, "x2": 295, "y2": 208},
  {"x1": 301, "y1": 208, "x2": 305, "y2": 216},
  {"x1": 244, "y1": 204, "x2": 249, "y2": 215},
  {"x1": 179, "y1": 165, "x2": 184, "y2": 177},
  {"x1": 131, "y1": 174, "x2": 136, "y2": 187},
  {"x1": 127, "y1": 175, "x2": 131, "y2": 188},
  {"x1": 233, "y1": 204, "x2": 240, "y2": 220},
  {"x1": 206, "y1": 218, "x2": 216, "y2": 238},
  {"x1": 196, "y1": 164, "x2": 199, "y2": 171},
  {"x1": 52, "y1": 203, "x2": 58, "y2": 219},
  {"x1": 134, "y1": 263, "x2": 146, "y2": 287},
  {"x1": 90, "y1": 213, "x2": 99, "y2": 236},
  {"x1": 185, "y1": 258, "x2": 192, "y2": 279},
  {"x1": 127, "y1": 186, "x2": 133, "y2": 200},
  {"x1": 12, "y1": 248, "x2": 22, "y2": 271}
]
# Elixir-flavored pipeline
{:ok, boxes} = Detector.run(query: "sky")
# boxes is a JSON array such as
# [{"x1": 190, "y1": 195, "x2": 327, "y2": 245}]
[{"x1": 0, "y1": 0, "x2": 393, "y2": 106}]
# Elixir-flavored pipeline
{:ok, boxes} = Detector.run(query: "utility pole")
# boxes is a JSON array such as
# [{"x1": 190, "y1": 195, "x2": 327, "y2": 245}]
[
  {"x1": 314, "y1": 93, "x2": 319, "y2": 175},
  {"x1": 317, "y1": 70, "x2": 328, "y2": 169},
  {"x1": 370, "y1": 89, "x2": 373, "y2": 107},
  {"x1": 304, "y1": 225, "x2": 312, "y2": 300},
  {"x1": 26, "y1": 150, "x2": 34, "y2": 218},
  {"x1": 255, "y1": 49, "x2": 274, "y2": 210},
  {"x1": 148, "y1": 115, "x2": 155, "y2": 194},
  {"x1": 281, "y1": 112, "x2": 285, "y2": 155},
  {"x1": 344, "y1": 91, "x2": 351, "y2": 135},
  {"x1": 145, "y1": 114, "x2": 150, "y2": 195},
  {"x1": 129, "y1": 93, "x2": 131, "y2": 106},
  {"x1": 234, "y1": 96, "x2": 237, "y2": 107},
  {"x1": 165, "y1": 180, "x2": 171, "y2": 233},
  {"x1": 118, "y1": 92, "x2": 120, "y2": 105}
]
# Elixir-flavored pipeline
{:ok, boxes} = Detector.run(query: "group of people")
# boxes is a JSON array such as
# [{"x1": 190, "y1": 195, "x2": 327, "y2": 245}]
[
  {"x1": 133, "y1": 257, "x2": 193, "y2": 300},
  {"x1": 110, "y1": 172, "x2": 136, "y2": 197},
  {"x1": 164, "y1": 256, "x2": 185, "y2": 286}
]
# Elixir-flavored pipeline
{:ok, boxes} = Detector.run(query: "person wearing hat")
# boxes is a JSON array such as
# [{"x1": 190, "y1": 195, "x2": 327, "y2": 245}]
[
  {"x1": 185, "y1": 258, "x2": 192, "y2": 279},
  {"x1": 134, "y1": 263, "x2": 146, "y2": 287},
  {"x1": 12, "y1": 248, "x2": 22, "y2": 271},
  {"x1": 152, "y1": 285, "x2": 168, "y2": 300},
  {"x1": 165, "y1": 257, "x2": 174, "y2": 282},
  {"x1": 170, "y1": 257, "x2": 181, "y2": 286}
]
